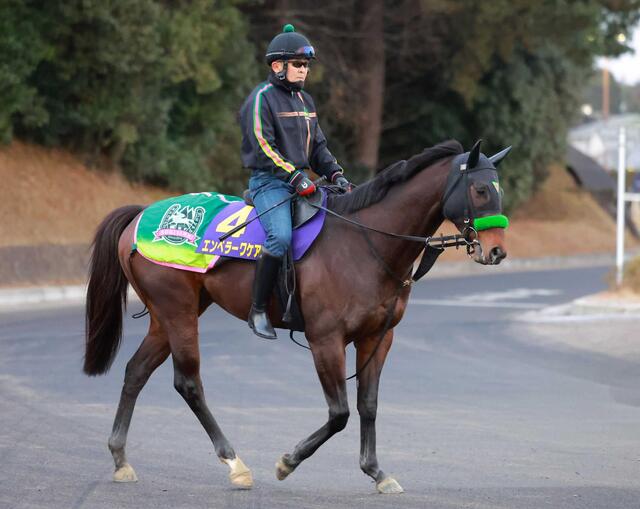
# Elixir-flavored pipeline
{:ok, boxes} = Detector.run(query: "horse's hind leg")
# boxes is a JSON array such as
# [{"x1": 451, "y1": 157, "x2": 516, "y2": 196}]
[
  {"x1": 275, "y1": 334, "x2": 349, "y2": 481},
  {"x1": 356, "y1": 330, "x2": 403, "y2": 494},
  {"x1": 109, "y1": 320, "x2": 169, "y2": 482},
  {"x1": 168, "y1": 317, "x2": 253, "y2": 489}
]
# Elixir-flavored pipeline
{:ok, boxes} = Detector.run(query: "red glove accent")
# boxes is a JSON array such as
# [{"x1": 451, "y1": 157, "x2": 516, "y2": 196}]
[{"x1": 289, "y1": 171, "x2": 316, "y2": 196}]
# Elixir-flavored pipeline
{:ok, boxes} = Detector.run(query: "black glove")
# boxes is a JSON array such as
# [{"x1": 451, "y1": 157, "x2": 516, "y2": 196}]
[
  {"x1": 333, "y1": 175, "x2": 352, "y2": 192},
  {"x1": 289, "y1": 170, "x2": 316, "y2": 196}
]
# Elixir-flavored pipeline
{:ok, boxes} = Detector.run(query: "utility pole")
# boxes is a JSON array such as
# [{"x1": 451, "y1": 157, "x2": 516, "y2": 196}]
[
  {"x1": 616, "y1": 127, "x2": 626, "y2": 286},
  {"x1": 602, "y1": 67, "x2": 610, "y2": 120}
]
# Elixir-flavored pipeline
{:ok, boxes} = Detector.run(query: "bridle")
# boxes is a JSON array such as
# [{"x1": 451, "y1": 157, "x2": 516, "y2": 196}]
[{"x1": 441, "y1": 142, "x2": 510, "y2": 254}]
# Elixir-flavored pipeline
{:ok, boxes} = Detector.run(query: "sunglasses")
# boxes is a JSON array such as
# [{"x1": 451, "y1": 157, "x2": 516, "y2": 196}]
[{"x1": 289, "y1": 60, "x2": 310, "y2": 69}]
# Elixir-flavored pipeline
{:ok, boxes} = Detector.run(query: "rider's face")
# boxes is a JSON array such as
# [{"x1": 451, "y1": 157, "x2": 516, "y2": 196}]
[{"x1": 271, "y1": 60, "x2": 310, "y2": 83}]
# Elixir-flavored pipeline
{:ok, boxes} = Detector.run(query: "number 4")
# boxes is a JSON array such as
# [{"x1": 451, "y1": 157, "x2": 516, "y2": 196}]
[{"x1": 215, "y1": 205, "x2": 253, "y2": 238}]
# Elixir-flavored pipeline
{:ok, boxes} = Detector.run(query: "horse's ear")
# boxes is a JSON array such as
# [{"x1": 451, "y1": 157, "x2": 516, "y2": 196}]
[
  {"x1": 466, "y1": 139, "x2": 482, "y2": 169},
  {"x1": 489, "y1": 146, "x2": 512, "y2": 168}
]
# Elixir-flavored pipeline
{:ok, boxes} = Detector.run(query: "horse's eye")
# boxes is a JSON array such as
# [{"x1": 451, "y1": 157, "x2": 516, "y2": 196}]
[{"x1": 473, "y1": 183, "x2": 488, "y2": 195}]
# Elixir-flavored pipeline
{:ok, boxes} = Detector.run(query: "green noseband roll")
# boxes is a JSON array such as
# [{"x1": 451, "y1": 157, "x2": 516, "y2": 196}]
[{"x1": 473, "y1": 214, "x2": 509, "y2": 231}]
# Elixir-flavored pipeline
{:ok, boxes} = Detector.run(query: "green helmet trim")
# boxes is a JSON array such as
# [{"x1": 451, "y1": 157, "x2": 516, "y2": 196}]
[
  {"x1": 283, "y1": 24, "x2": 295, "y2": 33},
  {"x1": 473, "y1": 214, "x2": 509, "y2": 231}
]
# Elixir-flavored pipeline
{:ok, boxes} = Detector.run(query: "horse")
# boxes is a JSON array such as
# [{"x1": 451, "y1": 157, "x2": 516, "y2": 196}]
[{"x1": 83, "y1": 139, "x2": 510, "y2": 494}]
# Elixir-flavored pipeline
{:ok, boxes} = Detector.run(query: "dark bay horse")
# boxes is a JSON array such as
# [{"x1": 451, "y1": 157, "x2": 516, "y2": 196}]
[{"x1": 84, "y1": 139, "x2": 509, "y2": 493}]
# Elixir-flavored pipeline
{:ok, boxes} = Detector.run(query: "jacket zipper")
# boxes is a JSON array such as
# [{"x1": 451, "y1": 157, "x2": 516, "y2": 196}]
[{"x1": 296, "y1": 92, "x2": 311, "y2": 159}]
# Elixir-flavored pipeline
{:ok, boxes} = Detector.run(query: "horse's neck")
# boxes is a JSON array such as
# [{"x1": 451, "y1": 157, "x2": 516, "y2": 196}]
[{"x1": 357, "y1": 160, "x2": 450, "y2": 279}]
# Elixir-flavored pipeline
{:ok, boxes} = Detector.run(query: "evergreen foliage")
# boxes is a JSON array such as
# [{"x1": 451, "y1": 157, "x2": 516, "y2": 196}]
[
  {"x1": 0, "y1": 0, "x2": 639, "y2": 205},
  {"x1": 1, "y1": 0, "x2": 256, "y2": 193},
  {"x1": 244, "y1": 0, "x2": 640, "y2": 209},
  {"x1": 0, "y1": 0, "x2": 50, "y2": 143}
]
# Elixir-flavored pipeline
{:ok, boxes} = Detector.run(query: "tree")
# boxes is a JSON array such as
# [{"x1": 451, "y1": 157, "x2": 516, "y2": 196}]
[
  {"x1": 244, "y1": 0, "x2": 640, "y2": 208},
  {"x1": 4, "y1": 0, "x2": 257, "y2": 193},
  {"x1": 2, "y1": 0, "x2": 639, "y2": 203},
  {"x1": 0, "y1": 0, "x2": 50, "y2": 143}
]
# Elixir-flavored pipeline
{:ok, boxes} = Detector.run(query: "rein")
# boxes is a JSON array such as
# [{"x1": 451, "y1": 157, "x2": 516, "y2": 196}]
[{"x1": 310, "y1": 201, "x2": 481, "y2": 260}]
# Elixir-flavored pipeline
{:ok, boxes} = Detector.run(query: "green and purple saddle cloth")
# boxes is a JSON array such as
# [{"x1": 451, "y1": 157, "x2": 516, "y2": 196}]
[{"x1": 134, "y1": 191, "x2": 326, "y2": 272}]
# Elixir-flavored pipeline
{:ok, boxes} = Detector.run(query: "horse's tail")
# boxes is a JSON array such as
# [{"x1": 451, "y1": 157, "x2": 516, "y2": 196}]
[{"x1": 84, "y1": 205, "x2": 143, "y2": 376}]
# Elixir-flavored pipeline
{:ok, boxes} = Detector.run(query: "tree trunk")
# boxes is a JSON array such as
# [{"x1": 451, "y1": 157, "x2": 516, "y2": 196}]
[{"x1": 355, "y1": 0, "x2": 385, "y2": 174}]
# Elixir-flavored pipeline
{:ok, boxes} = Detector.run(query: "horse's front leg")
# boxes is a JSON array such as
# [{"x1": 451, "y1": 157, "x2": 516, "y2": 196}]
[
  {"x1": 275, "y1": 334, "x2": 349, "y2": 480},
  {"x1": 356, "y1": 330, "x2": 403, "y2": 494}
]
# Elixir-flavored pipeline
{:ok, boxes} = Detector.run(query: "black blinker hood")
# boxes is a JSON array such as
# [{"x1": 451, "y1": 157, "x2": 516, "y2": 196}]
[{"x1": 442, "y1": 152, "x2": 502, "y2": 226}]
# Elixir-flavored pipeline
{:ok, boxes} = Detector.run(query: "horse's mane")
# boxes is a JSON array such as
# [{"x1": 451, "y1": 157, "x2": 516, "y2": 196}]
[{"x1": 327, "y1": 140, "x2": 463, "y2": 214}]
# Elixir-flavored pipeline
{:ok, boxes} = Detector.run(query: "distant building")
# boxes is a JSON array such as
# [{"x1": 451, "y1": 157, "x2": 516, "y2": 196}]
[
  {"x1": 568, "y1": 114, "x2": 640, "y2": 171},
  {"x1": 567, "y1": 121, "x2": 640, "y2": 238},
  {"x1": 565, "y1": 146, "x2": 615, "y2": 194}
]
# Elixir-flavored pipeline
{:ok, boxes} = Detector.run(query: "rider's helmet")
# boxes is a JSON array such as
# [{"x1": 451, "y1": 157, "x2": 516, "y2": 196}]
[{"x1": 265, "y1": 24, "x2": 316, "y2": 65}]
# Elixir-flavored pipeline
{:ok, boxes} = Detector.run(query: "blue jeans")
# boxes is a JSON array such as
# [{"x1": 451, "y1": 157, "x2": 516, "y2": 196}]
[{"x1": 249, "y1": 170, "x2": 295, "y2": 258}]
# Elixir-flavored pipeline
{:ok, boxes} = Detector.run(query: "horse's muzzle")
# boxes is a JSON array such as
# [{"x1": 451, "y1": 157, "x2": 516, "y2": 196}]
[
  {"x1": 473, "y1": 245, "x2": 507, "y2": 265},
  {"x1": 473, "y1": 229, "x2": 507, "y2": 265}
]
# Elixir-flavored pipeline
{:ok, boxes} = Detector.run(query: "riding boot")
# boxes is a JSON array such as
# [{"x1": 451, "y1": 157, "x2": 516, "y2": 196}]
[{"x1": 248, "y1": 251, "x2": 281, "y2": 339}]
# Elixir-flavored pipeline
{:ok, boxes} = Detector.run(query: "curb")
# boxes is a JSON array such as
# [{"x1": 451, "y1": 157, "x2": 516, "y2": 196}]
[
  {"x1": 0, "y1": 285, "x2": 140, "y2": 311},
  {"x1": 0, "y1": 285, "x2": 86, "y2": 307}
]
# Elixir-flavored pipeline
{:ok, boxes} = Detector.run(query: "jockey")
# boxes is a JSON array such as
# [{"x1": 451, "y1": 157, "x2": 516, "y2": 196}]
[{"x1": 239, "y1": 24, "x2": 351, "y2": 340}]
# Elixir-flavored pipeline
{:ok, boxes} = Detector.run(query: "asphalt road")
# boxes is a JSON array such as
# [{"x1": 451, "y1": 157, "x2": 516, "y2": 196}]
[{"x1": 1, "y1": 265, "x2": 640, "y2": 509}]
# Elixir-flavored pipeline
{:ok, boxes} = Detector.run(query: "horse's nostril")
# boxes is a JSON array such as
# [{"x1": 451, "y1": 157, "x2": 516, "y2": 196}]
[{"x1": 490, "y1": 247, "x2": 506, "y2": 264}]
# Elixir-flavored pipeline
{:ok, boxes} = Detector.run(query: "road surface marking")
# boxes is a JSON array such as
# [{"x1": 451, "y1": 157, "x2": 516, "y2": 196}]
[
  {"x1": 409, "y1": 299, "x2": 545, "y2": 309},
  {"x1": 452, "y1": 288, "x2": 561, "y2": 302}
]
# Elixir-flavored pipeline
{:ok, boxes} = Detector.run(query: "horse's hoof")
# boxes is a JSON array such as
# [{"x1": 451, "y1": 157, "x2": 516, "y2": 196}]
[
  {"x1": 113, "y1": 463, "x2": 138, "y2": 483},
  {"x1": 376, "y1": 476, "x2": 404, "y2": 494},
  {"x1": 221, "y1": 456, "x2": 253, "y2": 489},
  {"x1": 275, "y1": 455, "x2": 295, "y2": 481}
]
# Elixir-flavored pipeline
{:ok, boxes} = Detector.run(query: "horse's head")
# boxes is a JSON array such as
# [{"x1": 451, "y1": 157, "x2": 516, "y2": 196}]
[{"x1": 442, "y1": 140, "x2": 511, "y2": 265}]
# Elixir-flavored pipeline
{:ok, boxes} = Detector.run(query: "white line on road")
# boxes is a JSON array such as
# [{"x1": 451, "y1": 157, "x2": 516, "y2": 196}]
[
  {"x1": 452, "y1": 288, "x2": 561, "y2": 302},
  {"x1": 409, "y1": 299, "x2": 545, "y2": 309}
]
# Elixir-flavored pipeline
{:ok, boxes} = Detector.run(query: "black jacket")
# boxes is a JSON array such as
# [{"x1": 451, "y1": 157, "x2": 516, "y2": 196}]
[{"x1": 239, "y1": 73, "x2": 342, "y2": 181}]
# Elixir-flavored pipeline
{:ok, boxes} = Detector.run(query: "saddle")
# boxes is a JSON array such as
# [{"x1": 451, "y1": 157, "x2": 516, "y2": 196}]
[{"x1": 242, "y1": 188, "x2": 324, "y2": 229}]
